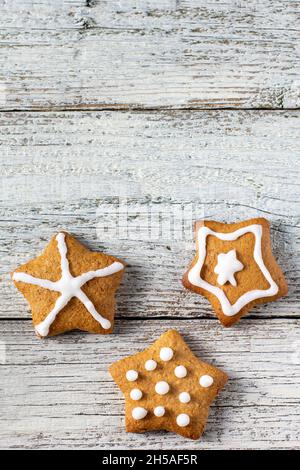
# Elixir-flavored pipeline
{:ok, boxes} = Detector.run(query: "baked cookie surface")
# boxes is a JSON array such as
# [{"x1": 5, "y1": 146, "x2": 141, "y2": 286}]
[
  {"x1": 183, "y1": 218, "x2": 288, "y2": 327},
  {"x1": 109, "y1": 329, "x2": 228, "y2": 440},
  {"x1": 12, "y1": 232, "x2": 124, "y2": 337}
]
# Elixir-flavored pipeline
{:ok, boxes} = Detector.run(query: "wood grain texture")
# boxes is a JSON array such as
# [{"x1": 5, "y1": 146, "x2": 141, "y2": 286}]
[
  {"x1": 1, "y1": 110, "x2": 299, "y2": 320},
  {"x1": 1, "y1": 319, "x2": 299, "y2": 449},
  {"x1": 0, "y1": 0, "x2": 299, "y2": 447},
  {"x1": 0, "y1": 0, "x2": 300, "y2": 110}
]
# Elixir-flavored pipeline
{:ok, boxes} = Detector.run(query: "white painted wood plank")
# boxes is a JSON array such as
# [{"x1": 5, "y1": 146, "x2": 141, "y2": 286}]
[
  {"x1": 0, "y1": 1, "x2": 299, "y2": 109},
  {"x1": 0, "y1": 319, "x2": 299, "y2": 449},
  {"x1": 1, "y1": 110, "x2": 299, "y2": 319}
]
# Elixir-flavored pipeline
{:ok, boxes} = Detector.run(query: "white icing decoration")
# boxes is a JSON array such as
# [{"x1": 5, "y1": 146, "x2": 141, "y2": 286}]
[
  {"x1": 174, "y1": 365, "x2": 187, "y2": 378},
  {"x1": 12, "y1": 232, "x2": 124, "y2": 336},
  {"x1": 155, "y1": 381, "x2": 170, "y2": 395},
  {"x1": 126, "y1": 370, "x2": 138, "y2": 382},
  {"x1": 176, "y1": 413, "x2": 190, "y2": 427},
  {"x1": 145, "y1": 359, "x2": 157, "y2": 371},
  {"x1": 132, "y1": 407, "x2": 147, "y2": 420},
  {"x1": 130, "y1": 388, "x2": 143, "y2": 401},
  {"x1": 188, "y1": 224, "x2": 278, "y2": 316},
  {"x1": 160, "y1": 347, "x2": 174, "y2": 361},
  {"x1": 199, "y1": 375, "x2": 214, "y2": 388},
  {"x1": 214, "y1": 249, "x2": 244, "y2": 286},
  {"x1": 179, "y1": 392, "x2": 191, "y2": 403},
  {"x1": 154, "y1": 406, "x2": 165, "y2": 417}
]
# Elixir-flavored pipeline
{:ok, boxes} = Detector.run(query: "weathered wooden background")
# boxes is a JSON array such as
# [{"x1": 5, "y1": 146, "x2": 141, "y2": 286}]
[{"x1": 0, "y1": 0, "x2": 299, "y2": 450}]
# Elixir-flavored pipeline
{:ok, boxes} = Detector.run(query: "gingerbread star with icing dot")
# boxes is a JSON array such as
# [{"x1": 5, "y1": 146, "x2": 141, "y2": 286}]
[
  {"x1": 183, "y1": 218, "x2": 288, "y2": 327},
  {"x1": 12, "y1": 232, "x2": 125, "y2": 337},
  {"x1": 109, "y1": 329, "x2": 228, "y2": 440}
]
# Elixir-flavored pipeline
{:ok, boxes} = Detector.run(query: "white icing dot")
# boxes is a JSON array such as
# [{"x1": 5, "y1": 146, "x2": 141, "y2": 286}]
[
  {"x1": 179, "y1": 392, "x2": 191, "y2": 403},
  {"x1": 130, "y1": 388, "x2": 143, "y2": 401},
  {"x1": 126, "y1": 370, "x2": 138, "y2": 382},
  {"x1": 199, "y1": 374, "x2": 214, "y2": 388},
  {"x1": 176, "y1": 413, "x2": 190, "y2": 427},
  {"x1": 145, "y1": 359, "x2": 157, "y2": 371},
  {"x1": 132, "y1": 407, "x2": 147, "y2": 420},
  {"x1": 160, "y1": 347, "x2": 174, "y2": 361},
  {"x1": 154, "y1": 406, "x2": 165, "y2": 417},
  {"x1": 174, "y1": 365, "x2": 187, "y2": 378},
  {"x1": 155, "y1": 381, "x2": 170, "y2": 395}
]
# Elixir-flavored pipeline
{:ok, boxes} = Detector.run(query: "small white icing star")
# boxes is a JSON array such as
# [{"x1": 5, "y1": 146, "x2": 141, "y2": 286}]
[{"x1": 214, "y1": 249, "x2": 244, "y2": 287}]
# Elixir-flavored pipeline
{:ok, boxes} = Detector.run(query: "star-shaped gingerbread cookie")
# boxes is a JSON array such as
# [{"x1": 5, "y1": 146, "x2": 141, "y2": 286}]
[
  {"x1": 109, "y1": 329, "x2": 228, "y2": 440},
  {"x1": 12, "y1": 232, "x2": 125, "y2": 337},
  {"x1": 183, "y1": 218, "x2": 288, "y2": 327}
]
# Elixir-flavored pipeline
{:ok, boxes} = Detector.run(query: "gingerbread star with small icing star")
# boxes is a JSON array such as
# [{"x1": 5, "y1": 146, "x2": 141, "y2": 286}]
[
  {"x1": 183, "y1": 218, "x2": 288, "y2": 327},
  {"x1": 109, "y1": 329, "x2": 228, "y2": 440},
  {"x1": 12, "y1": 232, "x2": 125, "y2": 337}
]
